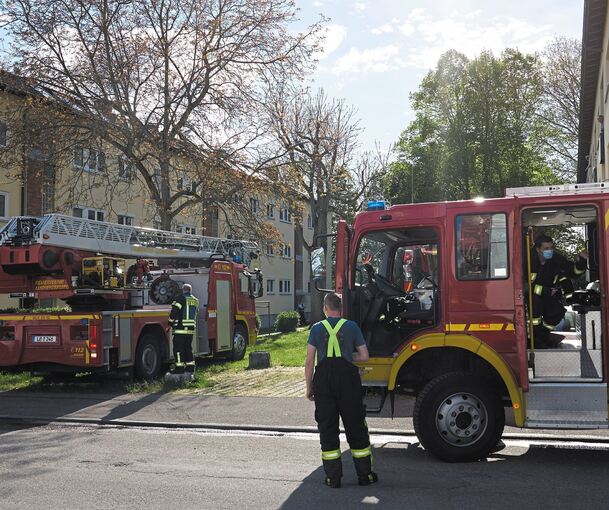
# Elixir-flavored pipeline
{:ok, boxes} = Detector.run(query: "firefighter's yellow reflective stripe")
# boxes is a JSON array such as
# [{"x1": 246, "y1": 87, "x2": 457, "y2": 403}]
[
  {"x1": 574, "y1": 266, "x2": 585, "y2": 275},
  {"x1": 531, "y1": 317, "x2": 542, "y2": 326},
  {"x1": 530, "y1": 272, "x2": 537, "y2": 281},
  {"x1": 351, "y1": 446, "x2": 372, "y2": 458},
  {"x1": 172, "y1": 302, "x2": 183, "y2": 309},
  {"x1": 321, "y1": 319, "x2": 346, "y2": 358},
  {"x1": 542, "y1": 321, "x2": 556, "y2": 331},
  {"x1": 173, "y1": 329, "x2": 194, "y2": 335},
  {"x1": 559, "y1": 276, "x2": 568, "y2": 282},
  {"x1": 175, "y1": 362, "x2": 185, "y2": 367},
  {"x1": 565, "y1": 293, "x2": 573, "y2": 299},
  {"x1": 321, "y1": 449, "x2": 341, "y2": 460},
  {"x1": 387, "y1": 333, "x2": 525, "y2": 426},
  {"x1": 534, "y1": 285, "x2": 544, "y2": 296},
  {"x1": 446, "y1": 323, "x2": 512, "y2": 332},
  {"x1": 185, "y1": 361, "x2": 195, "y2": 366}
]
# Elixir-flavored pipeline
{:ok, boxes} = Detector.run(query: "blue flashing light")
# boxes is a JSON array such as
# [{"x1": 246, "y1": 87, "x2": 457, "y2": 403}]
[
  {"x1": 0, "y1": 320, "x2": 3, "y2": 327},
  {"x1": 81, "y1": 319, "x2": 89, "y2": 326},
  {"x1": 367, "y1": 200, "x2": 386, "y2": 211}
]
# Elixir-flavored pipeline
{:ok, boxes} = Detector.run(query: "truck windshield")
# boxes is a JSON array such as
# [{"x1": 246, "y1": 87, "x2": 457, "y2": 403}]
[{"x1": 355, "y1": 228, "x2": 439, "y2": 288}]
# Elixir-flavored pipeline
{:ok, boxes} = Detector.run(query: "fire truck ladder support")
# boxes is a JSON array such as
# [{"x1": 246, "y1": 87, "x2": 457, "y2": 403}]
[
  {"x1": 0, "y1": 214, "x2": 258, "y2": 261},
  {"x1": 505, "y1": 181, "x2": 609, "y2": 197}
]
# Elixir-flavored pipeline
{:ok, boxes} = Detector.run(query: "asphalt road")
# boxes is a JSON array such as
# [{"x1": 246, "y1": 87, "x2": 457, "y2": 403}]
[{"x1": 2, "y1": 423, "x2": 609, "y2": 510}]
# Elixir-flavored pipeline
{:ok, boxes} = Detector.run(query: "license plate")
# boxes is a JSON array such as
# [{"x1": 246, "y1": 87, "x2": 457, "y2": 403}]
[{"x1": 32, "y1": 335, "x2": 57, "y2": 343}]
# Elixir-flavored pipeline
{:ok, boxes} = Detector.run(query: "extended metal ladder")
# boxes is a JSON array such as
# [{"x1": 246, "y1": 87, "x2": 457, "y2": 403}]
[{"x1": 0, "y1": 214, "x2": 258, "y2": 262}]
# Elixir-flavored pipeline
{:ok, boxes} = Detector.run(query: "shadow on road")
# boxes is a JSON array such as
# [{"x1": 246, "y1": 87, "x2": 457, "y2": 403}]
[{"x1": 280, "y1": 442, "x2": 609, "y2": 509}]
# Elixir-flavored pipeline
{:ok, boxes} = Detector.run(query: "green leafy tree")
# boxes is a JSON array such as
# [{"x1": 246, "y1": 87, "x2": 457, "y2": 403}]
[{"x1": 386, "y1": 49, "x2": 558, "y2": 204}]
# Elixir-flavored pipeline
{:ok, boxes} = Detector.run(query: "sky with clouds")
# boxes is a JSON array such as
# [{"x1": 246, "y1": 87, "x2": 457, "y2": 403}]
[{"x1": 297, "y1": 0, "x2": 584, "y2": 152}]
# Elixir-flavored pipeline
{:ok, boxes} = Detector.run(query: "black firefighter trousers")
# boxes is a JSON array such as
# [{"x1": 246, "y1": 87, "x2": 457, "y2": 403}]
[
  {"x1": 172, "y1": 333, "x2": 194, "y2": 373},
  {"x1": 313, "y1": 357, "x2": 373, "y2": 483}
]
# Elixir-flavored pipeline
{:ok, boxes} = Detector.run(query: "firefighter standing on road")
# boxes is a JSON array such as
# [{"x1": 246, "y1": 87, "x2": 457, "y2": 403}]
[
  {"x1": 305, "y1": 293, "x2": 378, "y2": 488},
  {"x1": 530, "y1": 234, "x2": 588, "y2": 348},
  {"x1": 168, "y1": 283, "x2": 199, "y2": 374}
]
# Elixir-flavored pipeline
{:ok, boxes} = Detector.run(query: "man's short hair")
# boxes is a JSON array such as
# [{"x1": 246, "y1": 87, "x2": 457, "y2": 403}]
[
  {"x1": 183, "y1": 283, "x2": 192, "y2": 293},
  {"x1": 534, "y1": 234, "x2": 554, "y2": 248},
  {"x1": 323, "y1": 293, "x2": 341, "y2": 311}
]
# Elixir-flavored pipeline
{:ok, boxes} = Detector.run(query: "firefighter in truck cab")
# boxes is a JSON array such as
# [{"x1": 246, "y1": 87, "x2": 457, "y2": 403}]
[
  {"x1": 530, "y1": 233, "x2": 588, "y2": 348},
  {"x1": 168, "y1": 284, "x2": 199, "y2": 374}
]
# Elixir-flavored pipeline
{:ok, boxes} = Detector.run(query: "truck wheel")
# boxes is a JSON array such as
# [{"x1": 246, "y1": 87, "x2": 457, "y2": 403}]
[
  {"x1": 413, "y1": 372, "x2": 505, "y2": 462},
  {"x1": 230, "y1": 324, "x2": 248, "y2": 361},
  {"x1": 135, "y1": 333, "x2": 162, "y2": 380}
]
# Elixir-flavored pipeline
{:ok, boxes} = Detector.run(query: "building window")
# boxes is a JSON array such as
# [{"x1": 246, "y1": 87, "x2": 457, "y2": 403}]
[
  {"x1": 279, "y1": 206, "x2": 291, "y2": 223},
  {"x1": 307, "y1": 214, "x2": 313, "y2": 229},
  {"x1": 0, "y1": 191, "x2": 8, "y2": 219},
  {"x1": 176, "y1": 224, "x2": 197, "y2": 235},
  {"x1": 250, "y1": 198, "x2": 259, "y2": 213},
  {"x1": 118, "y1": 158, "x2": 133, "y2": 181},
  {"x1": 0, "y1": 120, "x2": 7, "y2": 148},
  {"x1": 279, "y1": 279, "x2": 291, "y2": 295},
  {"x1": 266, "y1": 279, "x2": 275, "y2": 294},
  {"x1": 74, "y1": 147, "x2": 106, "y2": 173},
  {"x1": 177, "y1": 174, "x2": 196, "y2": 193},
  {"x1": 73, "y1": 207, "x2": 105, "y2": 222},
  {"x1": 281, "y1": 243, "x2": 292, "y2": 258},
  {"x1": 266, "y1": 243, "x2": 274, "y2": 256},
  {"x1": 118, "y1": 214, "x2": 134, "y2": 226},
  {"x1": 267, "y1": 204, "x2": 275, "y2": 218}
]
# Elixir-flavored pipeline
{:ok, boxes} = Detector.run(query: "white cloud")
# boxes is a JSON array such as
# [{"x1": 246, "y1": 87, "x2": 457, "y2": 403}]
[
  {"x1": 353, "y1": 2, "x2": 368, "y2": 12},
  {"x1": 370, "y1": 23, "x2": 394, "y2": 35},
  {"x1": 399, "y1": 22, "x2": 415, "y2": 36},
  {"x1": 371, "y1": 8, "x2": 555, "y2": 70},
  {"x1": 334, "y1": 45, "x2": 401, "y2": 74},
  {"x1": 315, "y1": 24, "x2": 347, "y2": 60},
  {"x1": 313, "y1": 0, "x2": 324, "y2": 6}
]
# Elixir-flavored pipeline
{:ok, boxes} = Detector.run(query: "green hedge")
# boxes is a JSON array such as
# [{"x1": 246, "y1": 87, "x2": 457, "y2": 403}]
[{"x1": 274, "y1": 311, "x2": 299, "y2": 333}]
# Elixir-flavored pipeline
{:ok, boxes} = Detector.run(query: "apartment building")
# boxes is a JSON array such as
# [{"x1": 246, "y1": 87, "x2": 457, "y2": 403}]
[
  {"x1": 578, "y1": 0, "x2": 609, "y2": 183},
  {"x1": 0, "y1": 71, "x2": 313, "y2": 321}
]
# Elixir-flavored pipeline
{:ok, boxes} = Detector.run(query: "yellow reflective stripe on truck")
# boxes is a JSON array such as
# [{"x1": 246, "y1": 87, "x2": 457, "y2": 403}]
[{"x1": 446, "y1": 323, "x2": 514, "y2": 332}]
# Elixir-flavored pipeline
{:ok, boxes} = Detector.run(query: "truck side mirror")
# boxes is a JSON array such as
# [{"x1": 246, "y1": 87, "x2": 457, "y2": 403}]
[{"x1": 311, "y1": 247, "x2": 326, "y2": 282}]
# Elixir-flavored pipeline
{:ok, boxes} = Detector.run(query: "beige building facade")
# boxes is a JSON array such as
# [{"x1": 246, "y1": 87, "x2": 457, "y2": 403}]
[
  {"x1": 579, "y1": 0, "x2": 609, "y2": 183},
  {"x1": 0, "y1": 72, "x2": 313, "y2": 324}
]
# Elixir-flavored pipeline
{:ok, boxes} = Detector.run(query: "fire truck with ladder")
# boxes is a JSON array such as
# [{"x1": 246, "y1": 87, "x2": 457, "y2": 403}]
[
  {"x1": 0, "y1": 214, "x2": 262, "y2": 379},
  {"x1": 312, "y1": 181, "x2": 609, "y2": 462}
]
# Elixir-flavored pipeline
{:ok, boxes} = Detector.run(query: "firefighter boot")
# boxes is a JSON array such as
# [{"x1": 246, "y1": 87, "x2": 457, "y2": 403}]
[
  {"x1": 322, "y1": 458, "x2": 342, "y2": 488},
  {"x1": 353, "y1": 455, "x2": 378, "y2": 486}
]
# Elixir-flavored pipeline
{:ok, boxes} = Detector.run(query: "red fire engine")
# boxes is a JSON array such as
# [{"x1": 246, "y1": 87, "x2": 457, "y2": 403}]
[
  {"x1": 312, "y1": 182, "x2": 609, "y2": 461},
  {"x1": 0, "y1": 214, "x2": 262, "y2": 379}
]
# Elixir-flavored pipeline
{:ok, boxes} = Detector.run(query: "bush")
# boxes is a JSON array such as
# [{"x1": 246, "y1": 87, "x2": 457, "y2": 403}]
[{"x1": 274, "y1": 311, "x2": 299, "y2": 333}]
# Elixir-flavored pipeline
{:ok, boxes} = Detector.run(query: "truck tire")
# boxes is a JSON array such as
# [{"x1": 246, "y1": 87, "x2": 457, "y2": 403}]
[
  {"x1": 230, "y1": 324, "x2": 248, "y2": 361},
  {"x1": 413, "y1": 372, "x2": 505, "y2": 462},
  {"x1": 134, "y1": 333, "x2": 162, "y2": 380}
]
